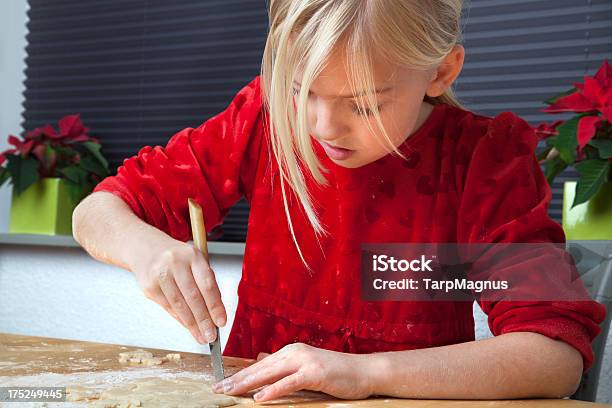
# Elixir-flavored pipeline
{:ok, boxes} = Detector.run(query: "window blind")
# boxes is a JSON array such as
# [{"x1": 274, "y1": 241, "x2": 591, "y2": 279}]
[
  {"x1": 21, "y1": 0, "x2": 268, "y2": 242},
  {"x1": 457, "y1": 0, "x2": 612, "y2": 221}
]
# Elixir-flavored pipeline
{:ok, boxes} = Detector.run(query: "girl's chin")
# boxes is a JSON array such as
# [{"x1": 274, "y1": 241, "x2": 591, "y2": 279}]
[{"x1": 331, "y1": 154, "x2": 373, "y2": 169}]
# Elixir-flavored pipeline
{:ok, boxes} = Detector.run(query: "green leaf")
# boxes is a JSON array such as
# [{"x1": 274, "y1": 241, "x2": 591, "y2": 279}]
[
  {"x1": 82, "y1": 142, "x2": 109, "y2": 171},
  {"x1": 0, "y1": 167, "x2": 9, "y2": 187},
  {"x1": 79, "y1": 155, "x2": 108, "y2": 178},
  {"x1": 58, "y1": 166, "x2": 91, "y2": 203},
  {"x1": 588, "y1": 139, "x2": 612, "y2": 159},
  {"x1": 583, "y1": 144, "x2": 600, "y2": 160},
  {"x1": 543, "y1": 155, "x2": 567, "y2": 186},
  {"x1": 544, "y1": 87, "x2": 577, "y2": 105},
  {"x1": 64, "y1": 179, "x2": 86, "y2": 204},
  {"x1": 573, "y1": 159, "x2": 611, "y2": 208},
  {"x1": 58, "y1": 165, "x2": 88, "y2": 184},
  {"x1": 6, "y1": 156, "x2": 40, "y2": 195},
  {"x1": 53, "y1": 145, "x2": 80, "y2": 169},
  {"x1": 548, "y1": 116, "x2": 580, "y2": 164},
  {"x1": 53, "y1": 145, "x2": 79, "y2": 157}
]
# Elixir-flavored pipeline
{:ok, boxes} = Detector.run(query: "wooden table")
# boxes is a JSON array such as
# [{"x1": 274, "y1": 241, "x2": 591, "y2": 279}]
[{"x1": 0, "y1": 333, "x2": 609, "y2": 407}]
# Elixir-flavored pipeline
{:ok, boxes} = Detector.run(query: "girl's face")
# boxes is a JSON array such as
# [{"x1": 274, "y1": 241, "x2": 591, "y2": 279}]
[{"x1": 293, "y1": 48, "x2": 437, "y2": 169}]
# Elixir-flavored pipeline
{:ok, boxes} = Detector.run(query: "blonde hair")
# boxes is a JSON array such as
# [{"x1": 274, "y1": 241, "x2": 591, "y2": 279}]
[{"x1": 260, "y1": 0, "x2": 465, "y2": 270}]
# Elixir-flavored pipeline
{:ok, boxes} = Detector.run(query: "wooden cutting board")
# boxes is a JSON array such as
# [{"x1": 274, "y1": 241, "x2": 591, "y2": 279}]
[{"x1": 0, "y1": 332, "x2": 609, "y2": 407}]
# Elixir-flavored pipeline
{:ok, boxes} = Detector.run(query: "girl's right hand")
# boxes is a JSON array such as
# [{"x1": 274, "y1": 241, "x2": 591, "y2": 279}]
[{"x1": 130, "y1": 239, "x2": 227, "y2": 344}]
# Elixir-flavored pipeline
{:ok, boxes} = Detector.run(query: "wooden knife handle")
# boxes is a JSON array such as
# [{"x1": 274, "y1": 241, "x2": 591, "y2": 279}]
[{"x1": 188, "y1": 198, "x2": 209, "y2": 262}]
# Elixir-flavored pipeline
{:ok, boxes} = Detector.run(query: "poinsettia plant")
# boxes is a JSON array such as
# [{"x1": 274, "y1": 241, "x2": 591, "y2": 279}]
[
  {"x1": 536, "y1": 59, "x2": 612, "y2": 208},
  {"x1": 0, "y1": 114, "x2": 109, "y2": 202}
]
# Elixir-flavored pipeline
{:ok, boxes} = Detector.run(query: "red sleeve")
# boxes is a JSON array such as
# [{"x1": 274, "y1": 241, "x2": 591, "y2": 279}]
[
  {"x1": 92, "y1": 76, "x2": 266, "y2": 242},
  {"x1": 456, "y1": 111, "x2": 607, "y2": 372}
]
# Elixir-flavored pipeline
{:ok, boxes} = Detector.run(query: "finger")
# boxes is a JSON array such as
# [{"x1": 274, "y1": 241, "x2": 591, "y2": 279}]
[
  {"x1": 174, "y1": 267, "x2": 217, "y2": 343},
  {"x1": 221, "y1": 344, "x2": 294, "y2": 388},
  {"x1": 213, "y1": 355, "x2": 294, "y2": 396},
  {"x1": 257, "y1": 352, "x2": 270, "y2": 361},
  {"x1": 191, "y1": 254, "x2": 227, "y2": 327},
  {"x1": 158, "y1": 270, "x2": 204, "y2": 344},
  {"x1": 254, "y1": 371, "x2": 309, "y2": 402}
]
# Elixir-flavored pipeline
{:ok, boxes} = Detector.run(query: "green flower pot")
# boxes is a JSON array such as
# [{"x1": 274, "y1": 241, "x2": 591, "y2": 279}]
[
  {"x1": 563, "y1": 181, "x2": 612, "y2": 240},
  {"x1": 9, "y1": 178, "x2": 80, "y2": 236}
]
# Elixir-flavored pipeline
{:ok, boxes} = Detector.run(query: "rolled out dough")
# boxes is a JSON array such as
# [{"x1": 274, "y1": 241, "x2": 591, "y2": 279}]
[{"x1": 66, "y1": 377, "x2": 250, "y2": 408}]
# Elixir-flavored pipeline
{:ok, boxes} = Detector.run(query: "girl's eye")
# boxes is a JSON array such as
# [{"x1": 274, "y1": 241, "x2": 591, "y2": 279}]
[
  {"x1": 352, "y1": 104, "x2": 382, "y2": 117},
  {"x1": 291, "y1": 89, "x2": 382, "y2": 117}
]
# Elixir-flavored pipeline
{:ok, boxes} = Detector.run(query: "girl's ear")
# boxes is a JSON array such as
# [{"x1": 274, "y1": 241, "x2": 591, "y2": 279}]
[{"x1": 426, "y1": 44, "x2": 465, "y2": 98}]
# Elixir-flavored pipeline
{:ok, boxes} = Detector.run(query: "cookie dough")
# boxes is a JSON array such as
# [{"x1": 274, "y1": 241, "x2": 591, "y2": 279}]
[
  {"x1": 64, "y1": 384, "x2": 100, "y2": 402},
  {"x1": 66, "y1": 377, "x2": 249, "y2": 408},
  {"x1": 165, "y1": 353, "x2": 182, "y2": 361},
  {"x1": 117, "y1": 349, "x2": 181, "y2": 366}
]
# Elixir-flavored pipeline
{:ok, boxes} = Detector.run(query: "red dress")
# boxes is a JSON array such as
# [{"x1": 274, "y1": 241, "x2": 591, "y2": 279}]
[{"x1": 93, "y1": 76, "x2": 606, "y2": 371}]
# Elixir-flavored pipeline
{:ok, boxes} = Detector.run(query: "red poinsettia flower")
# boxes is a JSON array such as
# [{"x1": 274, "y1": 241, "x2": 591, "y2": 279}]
[
  {"x1": 534, "y1": 119, "x2": 564, "y2": 140},
  {"x1": 58, "y1": 114, "x2": 93, "y2": 142},
  {"x1": 576, "y1": 115, "x2": 605, "y2": 149},
  {"x1": 28, "y1": 115, "x2": 97, "y2": 143},
  {"x1": 8, "y1": 135, "x2": 35, "y2": 156},
  {"x1": 0, "y1": 134, "x2": 37, "y2": 165},
  {"x1": 24, "y1": 124, "x2": 58, "y2": 140},
  {"x1": 542, "y1": 59, "x2": 612, "y2": 149}
]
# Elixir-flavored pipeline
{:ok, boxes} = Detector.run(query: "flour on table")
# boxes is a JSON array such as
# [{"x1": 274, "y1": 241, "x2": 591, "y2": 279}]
[
  {"x1": 0, "y1": 367, "x2": 248, "y2": 408},
  {"x1": 66, "y1": 377, "x2": 250, "y2": 408}
]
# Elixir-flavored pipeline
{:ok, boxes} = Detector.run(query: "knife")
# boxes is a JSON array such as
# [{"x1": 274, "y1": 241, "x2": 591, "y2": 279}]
[{"x1": 188, "y1": 198, "x2": 225, "y2": 382}]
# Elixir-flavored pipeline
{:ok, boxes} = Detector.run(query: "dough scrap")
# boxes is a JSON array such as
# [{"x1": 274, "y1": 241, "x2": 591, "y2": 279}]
[
  {"x1": 65, "y1": 384, "x2": 100, "y2": 402},
  {"x1": 165, "y1": 353, "x2": 182, "y2": 361},
  {"x1": 117, "y1": 349, "x2": 181, "y2": 366},
  {"x1": 66, "y1": 377, "x2": 250, "y2": 408}
]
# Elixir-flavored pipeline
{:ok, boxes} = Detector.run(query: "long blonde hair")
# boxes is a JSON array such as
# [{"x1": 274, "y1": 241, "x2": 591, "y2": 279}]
[{"x1": 260, "y1": 0, "x2": 465, "y2": 270}]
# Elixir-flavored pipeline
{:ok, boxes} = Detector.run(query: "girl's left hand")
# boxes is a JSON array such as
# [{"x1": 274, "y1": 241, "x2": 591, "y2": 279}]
[{"x1": 211, "y1": 343, "x2": 374, "y2": 402}]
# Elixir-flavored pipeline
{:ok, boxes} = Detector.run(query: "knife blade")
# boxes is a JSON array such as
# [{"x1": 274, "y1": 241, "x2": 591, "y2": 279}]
[
  {"x1": 208, "y1": 328, "x2": 224, "y2": 382},
  {"x1": 188, "y1": 198, "x2": 225, "y2": 382}
]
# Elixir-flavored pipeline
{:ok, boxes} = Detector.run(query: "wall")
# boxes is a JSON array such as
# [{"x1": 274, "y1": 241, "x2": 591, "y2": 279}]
[
  {"x1": 0, "y1": 245, "x2": 243, "y2": 354},
  {"x1": 0, "y1": 0, "x2": 29, "y2": 232}
]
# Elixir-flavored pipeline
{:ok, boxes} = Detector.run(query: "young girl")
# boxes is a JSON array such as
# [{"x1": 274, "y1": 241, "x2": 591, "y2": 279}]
[{"x1": 73, "y1": 0, "x2": 606, "y2": 403}]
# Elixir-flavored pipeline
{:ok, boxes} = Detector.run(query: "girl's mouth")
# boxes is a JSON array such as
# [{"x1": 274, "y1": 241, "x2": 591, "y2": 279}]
[{"x1": 318, "y1": 140, "x2": 355, "y2": 160}]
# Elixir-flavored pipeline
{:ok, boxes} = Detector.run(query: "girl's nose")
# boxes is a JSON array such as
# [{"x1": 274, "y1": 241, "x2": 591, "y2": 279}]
[{"x1": 311, "y1": 102, "x2": 346, "y2": 142}]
